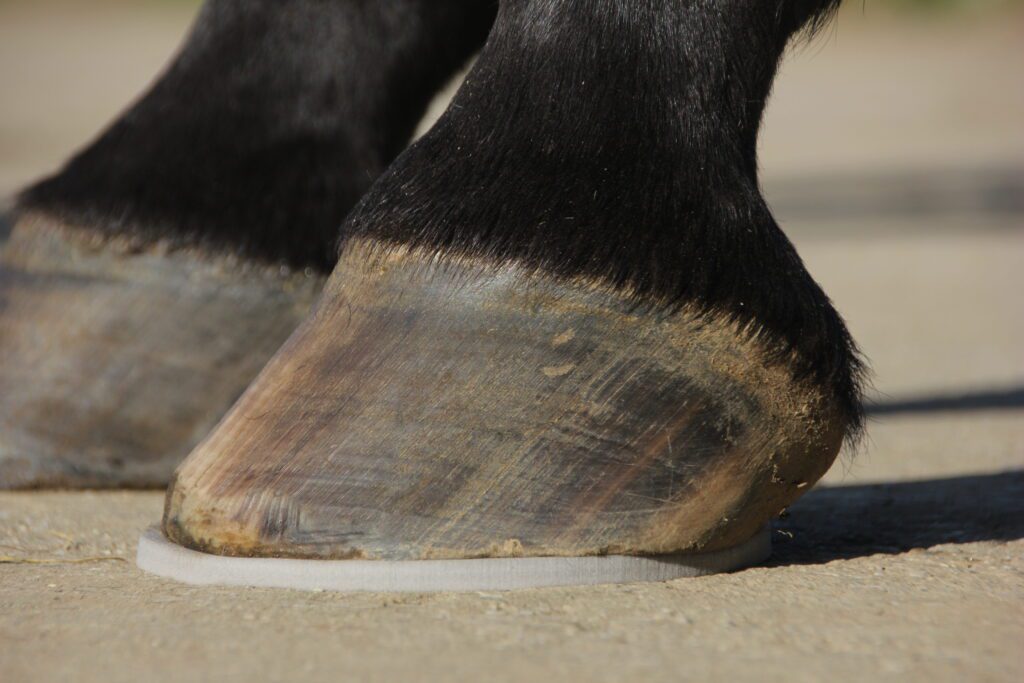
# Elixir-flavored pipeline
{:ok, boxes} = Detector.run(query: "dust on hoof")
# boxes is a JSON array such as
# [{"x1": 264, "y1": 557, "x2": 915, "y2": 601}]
[
  {"x1": 163, "y1": 239, "x2": 847, "y2": 560},
  {"x1": 0, "y1": 212, "x2": 324, "y2": 489}
]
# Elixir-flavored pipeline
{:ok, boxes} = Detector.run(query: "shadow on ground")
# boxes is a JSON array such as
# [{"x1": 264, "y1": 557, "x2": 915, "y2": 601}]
[
  {"x1": 867, "y1": 385, "x2": 1024, "y2": 417},
  {"x1": 768, "y1": 163, "x2": 1024, "y2": 223},
  {"x1": 771, "y1": 469, "x2": 1024, "y2": 565}
]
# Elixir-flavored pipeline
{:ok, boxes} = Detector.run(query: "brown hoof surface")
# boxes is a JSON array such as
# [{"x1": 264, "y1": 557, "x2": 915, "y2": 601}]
[
  {"x1": 165, "y1": 240, "x2": 846, "y2": 560},
  {"x1": 0, "y1": 213, "x2": 323, "y2": 488}
]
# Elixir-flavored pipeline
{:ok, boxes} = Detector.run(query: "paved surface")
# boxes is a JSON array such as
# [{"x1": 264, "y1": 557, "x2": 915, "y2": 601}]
[{"x1": 1, "y1": 3, "x2": 1022, "y2": 682}]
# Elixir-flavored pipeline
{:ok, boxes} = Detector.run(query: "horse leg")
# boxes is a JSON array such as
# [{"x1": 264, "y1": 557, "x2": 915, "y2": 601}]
[
  {"x1": 161, "y1": 0, "x2": 864, "y2": 580},
  {"x1": 0, "y1": 0, "x2": 495, "y2": 488}
]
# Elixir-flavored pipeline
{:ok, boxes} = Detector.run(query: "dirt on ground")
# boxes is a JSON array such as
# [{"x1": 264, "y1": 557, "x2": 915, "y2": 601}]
[{"x1": 1, "y1": 3, "x2": 1022, "y2": 682}]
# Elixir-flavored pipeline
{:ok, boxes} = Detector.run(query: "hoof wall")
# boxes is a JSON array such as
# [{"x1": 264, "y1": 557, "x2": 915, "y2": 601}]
[
  {"x1": 137, "y1": 526, "x2": 770, "y2": 592},
  {"x1": 0, "y1": 212, "x2": 322, "y2": 488},
  {"x1": 165, "y1": 240, "x2": 844, "y2": 559}
]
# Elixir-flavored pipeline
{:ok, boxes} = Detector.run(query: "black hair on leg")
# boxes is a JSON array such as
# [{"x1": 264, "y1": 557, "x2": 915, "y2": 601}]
[
  {"x1": 343, "y1": 0, "x2": 864, "y2": 441},
  {"x1": 18, "y1": 0, "x2": 498, "y2": 271}
]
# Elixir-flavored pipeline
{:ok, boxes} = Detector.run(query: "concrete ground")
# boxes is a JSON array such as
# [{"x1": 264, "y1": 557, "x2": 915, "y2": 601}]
[{"x1": 1, "y1": 2, "x2": 1022, "y2": 682}]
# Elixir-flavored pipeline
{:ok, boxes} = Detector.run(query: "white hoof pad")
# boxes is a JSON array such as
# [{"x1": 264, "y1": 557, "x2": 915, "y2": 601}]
[{"x1": 137, "y1": 526, "x2": 771, "y2": 593}]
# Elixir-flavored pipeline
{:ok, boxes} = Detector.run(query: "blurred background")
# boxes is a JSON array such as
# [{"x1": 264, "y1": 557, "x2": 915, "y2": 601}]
[
  {"x1": 0, "y1": 0, "x2": 1021, "y2": 473},
  {"x1": 2, "y1": 0, "x2": 1022, "y2": 216}
]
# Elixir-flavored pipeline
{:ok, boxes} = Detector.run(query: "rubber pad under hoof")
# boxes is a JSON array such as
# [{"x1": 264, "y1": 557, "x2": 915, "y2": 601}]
[{"x1": 136, "y1": 526, "x2": 771, "y2": 593}]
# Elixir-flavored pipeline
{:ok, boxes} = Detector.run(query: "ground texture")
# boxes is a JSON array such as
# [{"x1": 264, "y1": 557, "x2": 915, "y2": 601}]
[{"x1": 1, "y1": 3, "x2": 1022, "y2": 682}]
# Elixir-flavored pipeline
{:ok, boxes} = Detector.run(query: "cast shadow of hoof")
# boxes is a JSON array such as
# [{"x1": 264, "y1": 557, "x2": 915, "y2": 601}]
[{"x1": 770, "y1": 469, "x2": 1024, "y2": 566}]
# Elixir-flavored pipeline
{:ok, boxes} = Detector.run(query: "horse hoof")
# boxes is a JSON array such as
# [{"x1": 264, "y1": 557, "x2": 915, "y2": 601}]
[
  {"x1": 161, "y1": 238, "x2": 848, "y2": 569},
  {"x1": 0, "y1": 212, "x2": 323, "y2": 488}
]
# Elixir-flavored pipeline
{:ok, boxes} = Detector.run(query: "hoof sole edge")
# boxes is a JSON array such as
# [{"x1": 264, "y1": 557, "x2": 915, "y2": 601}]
[{"x1": 136, "y1": 525, "x2": 771, "y2": 593}]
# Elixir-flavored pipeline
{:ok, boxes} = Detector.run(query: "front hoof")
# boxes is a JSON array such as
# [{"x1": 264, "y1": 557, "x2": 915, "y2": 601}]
[{"x1": 164, "y1": 240, "x2": 847, "y2": 560}]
